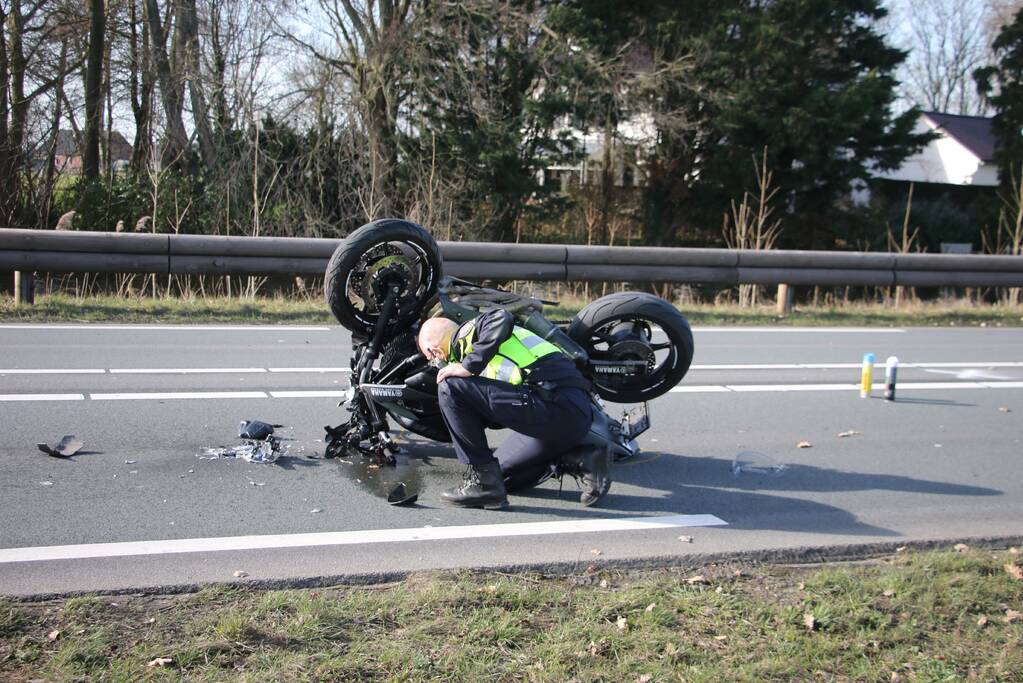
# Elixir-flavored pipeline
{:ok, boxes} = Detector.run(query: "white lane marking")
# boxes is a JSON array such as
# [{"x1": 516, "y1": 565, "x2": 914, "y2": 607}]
[
  {"x1": 0, "y1": 393, "x2": 85, "y2": 402},
  {"x1": 5, "y1": 362, "x2": 1019, "y2": 376},
  {"x1": 692, "y1": 327, "x2": 906, "y2": 333},
  {"x1": 109, "y1": 368, "x2": 267, "y2": 374},
  {"x1": 0, "y1": 324, "x2": 331, "y2": 331},
  {"x1": 0, "y1": 369, "x2": 107, "y2": 374},
  {"x1": 984, "y1": 381, "x2": 1023, "y2": 388},
  {"x1": 726, "y1": 383, "x2": 857, "y2": 392},
  {"x1": 0, "y1": 514, "x2": 728, "y2": 564},
  {"x1": 268, "y1": 367, "x2": 350, "y2": 373},
  {"x1": 896, "y1": 382, "x2": 988, "y2": 390},
  {"x1": 269, "y1": 390, "x2": 349, "y2": 398},
  {"x1": 924, "y1": 369, "x2": 1013, "y2": 381},
  {"x1": 668, "y1": 385, "x2": 732, "y2": 393},
  {"x1": 90, "y1": 391, "x2": 268, "y2": 400}
]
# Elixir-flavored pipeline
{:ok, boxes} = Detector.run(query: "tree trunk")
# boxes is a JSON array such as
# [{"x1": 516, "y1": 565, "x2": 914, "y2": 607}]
[
  {"x1": 176, "y1": 0, "x2": 216, "y2": 166},
  {"x1": 129, "y1": 0, "x2": 153, "y2": 172},
  {"x1": 143, "y1": 0, "x2": 190, "y2": 166},
  {"x1": 83, "y1": 0, "x2": 105, "y2": 180}
]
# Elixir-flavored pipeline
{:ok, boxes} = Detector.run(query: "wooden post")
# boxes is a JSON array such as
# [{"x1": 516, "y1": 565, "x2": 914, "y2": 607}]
[{"x1": 776, "y1": 283, "x2": 792, "y2": 315}]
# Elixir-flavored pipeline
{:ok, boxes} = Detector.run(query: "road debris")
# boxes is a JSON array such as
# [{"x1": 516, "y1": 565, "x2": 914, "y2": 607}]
[
  {"x1": 387, "y1": 482, "x2": 418, "y2": 506},
  {"x1": 147, "y1": 657, "x2": 174, "y2": 668},
  {"x1": 238, "y1": 420, "x2": 281, "y2": 440},
  {"x1": 837, "y1": 430, "x2": 861, "y2": 438},
  {"x1": 796, "y1": 440, "x2": 812, "y2": 449},
  {"x1": 803, "y1": 613, "x2": 818, "y2": 631},
  {"x1": 732, "y1": 451, "x2": 787, "y2": 476},
  {"x1": 678, "y1": 535, "x2": 693, "y2": 543},
  {"x1": 233, "y1": 570, "x2": 248, "y2": 578},
  {"x1": 198, "y1": 436, "x2": 288, "y2": 464},
  {"x1": 1004, "y1": 563, "x2": 1023, "y2": 581},
  {"x1": 998, "y1": 406, "x2": 1011, "y2": 412},
  {"x1": 954, "y1": 543, "x2": 970, "y2": 552},
  {"x1": 39, "y1": 481, "x2": 53, "y2": 487},
  {"x1": 311, "y1": 508, "x2": 322, "y2": 514},
  {"x1": 36, "y1": 435, "x2": 83, "y2": 458}
]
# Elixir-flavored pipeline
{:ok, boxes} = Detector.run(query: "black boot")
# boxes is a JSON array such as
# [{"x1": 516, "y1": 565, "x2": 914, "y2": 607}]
[
  {"x1": 441, "y1": 460, "x2": 509, "y2": 509},
  {"x1": 559, "y1": 444, "x2": 612, "y2": 507}
]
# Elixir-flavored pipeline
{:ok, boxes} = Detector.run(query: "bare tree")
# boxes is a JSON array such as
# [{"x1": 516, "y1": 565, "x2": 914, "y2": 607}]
[
  {"x1": 894, "y1": 0, "x2": 993, "y2": 114},
  {"x1": 82, "y1": 0, "x2": 104, "y2": 179}
]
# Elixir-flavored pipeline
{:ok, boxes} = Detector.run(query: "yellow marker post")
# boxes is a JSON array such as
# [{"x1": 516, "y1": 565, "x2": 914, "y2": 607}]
[{"x1": 860, "y1": 353, "x2": 875, "y2": 398}]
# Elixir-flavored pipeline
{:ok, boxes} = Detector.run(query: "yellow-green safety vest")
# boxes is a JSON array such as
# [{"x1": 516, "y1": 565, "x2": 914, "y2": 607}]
[{"x1": 449, "y1": 319, "x2": 562, "y2": 384}]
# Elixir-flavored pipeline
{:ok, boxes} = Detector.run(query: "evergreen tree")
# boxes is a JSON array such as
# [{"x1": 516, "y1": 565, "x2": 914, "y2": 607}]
[{"x1": 976, "y1": 8, "x2": 1023, "y2": 190}]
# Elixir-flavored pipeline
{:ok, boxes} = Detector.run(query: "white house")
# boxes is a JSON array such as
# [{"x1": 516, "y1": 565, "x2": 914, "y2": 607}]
[{"x1": 873, "y1": 111, "x2": 998, "y2": 187}]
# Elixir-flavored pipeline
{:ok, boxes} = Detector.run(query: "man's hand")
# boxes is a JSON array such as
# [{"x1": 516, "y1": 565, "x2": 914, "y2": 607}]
[{"x1": 436, "y1": 363, "x2": 472, "y2": 384}]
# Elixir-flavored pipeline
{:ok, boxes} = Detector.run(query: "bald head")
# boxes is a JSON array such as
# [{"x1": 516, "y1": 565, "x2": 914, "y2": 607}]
[{"x1": 418, "y1": 317, "x2": 459, "y2": 360}]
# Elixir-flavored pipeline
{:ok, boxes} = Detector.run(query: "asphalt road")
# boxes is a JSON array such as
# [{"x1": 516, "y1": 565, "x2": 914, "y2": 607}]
[{"x1": 1, "y1": 323, "x2": 1021, "y2": 597}]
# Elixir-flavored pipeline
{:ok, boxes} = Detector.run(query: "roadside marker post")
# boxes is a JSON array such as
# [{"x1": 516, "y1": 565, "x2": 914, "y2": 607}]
[
  {"x1": 860, "y1": 353, "x2": 875, "y2": 398},
  {"x1": 885, "y1": 356, "x2": 899, "y2": 401}
]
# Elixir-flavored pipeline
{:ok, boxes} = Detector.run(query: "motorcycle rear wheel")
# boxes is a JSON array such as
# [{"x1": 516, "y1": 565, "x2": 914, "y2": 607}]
[{"x1": 569, "y1": 292, "x2": 694, "y2": 403}]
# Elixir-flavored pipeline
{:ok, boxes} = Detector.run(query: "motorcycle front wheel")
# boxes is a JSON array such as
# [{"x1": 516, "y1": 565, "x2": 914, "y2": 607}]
[{"x1": 324, "y1": 218, "x2": 443, "y2": 336}]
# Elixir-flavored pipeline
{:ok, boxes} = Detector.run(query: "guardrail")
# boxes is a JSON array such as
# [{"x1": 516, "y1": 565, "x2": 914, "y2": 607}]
[{"x1": 2, "y1": 228, "x2": 1023, "y2": 288}]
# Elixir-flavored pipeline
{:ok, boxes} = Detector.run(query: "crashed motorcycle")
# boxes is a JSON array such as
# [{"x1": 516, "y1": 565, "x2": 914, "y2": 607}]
[{"x1": 322, "y1": 218, "x2": 694, "y2": 472}]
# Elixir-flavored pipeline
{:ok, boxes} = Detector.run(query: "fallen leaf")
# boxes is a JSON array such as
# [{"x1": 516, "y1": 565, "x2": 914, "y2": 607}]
[
  {"x1": 591, "y1": 548, "x2": 602, "y2": 556},
  {"x1": 796, "y1": 441, "x2": 812, "y2": 449},
  {"x1": 733, "y1": 570, "x2": 743, "y2": 577},
  {"x1": 310, "y1": 509, "x2": 322, "y2": 514},
  {"x1": 714, "y1": 635, "x2": 727, "y2": 641},
  {"x1": 46, "y1": 630, "x2": 60, "y2": 642},
  {"x1": 638, "y1": 675, "x2": 653, "y2": 683},
  {"x1": 664, "y1": 642, "x2": 679, "y2": 656},
  {"x1": 233, "y1": 570, "x2": 248, "y2": 578},
  {"x1": 797, "y1": 582, "x2": 806, "y2": 590},
  {"x1": 837, "y1": 430, "x2": 861, "y2": 437},
  {"x1": 677, "y1": 535, "x2": 693, "y2": 543},
  {"x1": 890, "y1": 673, "x2": 902, "y2": 683},
  {"x1": 977, "y1": 615, "x2": 989, "y2": 627},
  {"x1": 1004, "y1": 563, "x2": 1023, "y2": 581},
  {"x1": 1005, "y1": 609, "x2": 1023, "y2": 623},
  {"x1": 896, "y1": 546, "x2": 907, "y2": 553},
  {"x1": 584, "y1": 564, "x2": 599, "y2": 576},
  {"x1": 883, "y1": 589, "x2": 896, "y2": 597},
  {"x1": 599, "y1": 579, "x2": 609, "y2": 588},
  {"x1": 685, "y1": 575, "x2": 708, "y2": 585},
  {"x1": 998, "y1": 406, "x2": 1011, "y2": 412},
  {"x1": 145, "y1": 618, "x2": 156, "y2": 624},
  {"x1": 147, "y1": 657, "x2": 173, "y2": 668},
  {"x1": 616, "y1": 616, "x2": 628, "y2": 631},
  {"x1": 803, "y1": 613, "x2": 817, "y2": 631},
  {"x1": 954, "y1": 543, "x2": 970, "y2": 553},
  {"x1": 645, "y1": 603, "x2": 657, "y2": 612}
]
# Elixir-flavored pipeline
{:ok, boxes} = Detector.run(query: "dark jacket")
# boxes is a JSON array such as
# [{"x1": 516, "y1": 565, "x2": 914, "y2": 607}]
[{"x1": 453, "y1": 309, "x2": 588, "y2": 387}]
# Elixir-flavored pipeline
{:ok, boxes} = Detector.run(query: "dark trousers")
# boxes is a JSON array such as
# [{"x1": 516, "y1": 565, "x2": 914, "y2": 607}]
[{"x1": 437, "y1": 376, "x2": 591, "y2": 487}]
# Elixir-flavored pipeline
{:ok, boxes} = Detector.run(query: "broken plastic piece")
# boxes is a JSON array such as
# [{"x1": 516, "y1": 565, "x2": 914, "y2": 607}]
[
  {"x1": 387, "y1": 482, "x2": 419, "y2": 506},
  {"x1": 238, "y1": 420, "x2": 279, "y2": 440},
  {"x1": 731, "y1": 451, "x2": 787, "y2": 477},
  {"x1": 198, "y1": 436, "x2": 287, "y2": 464},
  {"x1": 37, "y1": 435, "x2": 83, "y2": 458}
]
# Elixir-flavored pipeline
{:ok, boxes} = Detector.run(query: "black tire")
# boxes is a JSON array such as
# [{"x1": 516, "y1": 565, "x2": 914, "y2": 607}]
[
  {"x1": 569, "y1": 292, "x2": 694, "y2": 403},
  {"x1": 324, "y1": 218, "x2": 443, "y2": 335}
]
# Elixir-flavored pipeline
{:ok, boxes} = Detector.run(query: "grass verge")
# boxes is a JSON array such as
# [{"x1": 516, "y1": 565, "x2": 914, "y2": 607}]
[
  {"x1": 2, "y1": 293, "x2": 1023, "y2": 327},
  {"x1": 2, "y1": 547, "x2": 1021, "y2": 681}
]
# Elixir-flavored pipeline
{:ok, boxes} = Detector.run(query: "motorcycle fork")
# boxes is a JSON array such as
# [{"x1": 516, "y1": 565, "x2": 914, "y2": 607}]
[{"x1": 355, "y1": 286, "x2": 401, "y2": 464}]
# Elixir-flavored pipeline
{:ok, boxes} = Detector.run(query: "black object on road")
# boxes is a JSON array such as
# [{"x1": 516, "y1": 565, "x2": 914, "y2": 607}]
[
  {"x1": 37, "y1": 436, "x2": 84, "y2": 458},
  {"x1": 238, "y1": 420, "x2": 280, "y2": 440},
  {"x1": 387, "y1": 482, "x2": 419, "y2": 506}
]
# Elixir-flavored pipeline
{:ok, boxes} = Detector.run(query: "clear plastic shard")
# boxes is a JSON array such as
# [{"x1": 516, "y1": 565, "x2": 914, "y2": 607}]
[{"x1": 731, "y1": 450, "x2": 787, "y2": 477}]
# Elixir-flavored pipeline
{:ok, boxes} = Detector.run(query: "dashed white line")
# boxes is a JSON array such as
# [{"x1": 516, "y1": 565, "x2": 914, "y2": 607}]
[
  {"x1": 0, "y1": 324, "x2": 332, "y2": 331},
  {"x1": 0, "y1": 369, "x2": 106, "y2": 375},
  {"x1": 89, "y1": 391, "x2": 269, "y2": 401},
  {"x1": 268, "y1": 367, "x2": 350, "y2": 373},
  {"x1": 109, "y1": 368, "x2": 267, "y2": 374},
  {"x1": 269, "y1": 390, "x2": 349, "y2": 398},
  {"x1": 0, "y1": 393, "x2": 85, "y2": 402},
  {"x1": 0, "y1": 514, "x2": 728, "y2": 564}
]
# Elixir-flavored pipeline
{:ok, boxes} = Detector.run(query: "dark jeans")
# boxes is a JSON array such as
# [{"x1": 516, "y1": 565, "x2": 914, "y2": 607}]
[{"x1": 437, "y1": 376, "x2": 592, "y2": 487}]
